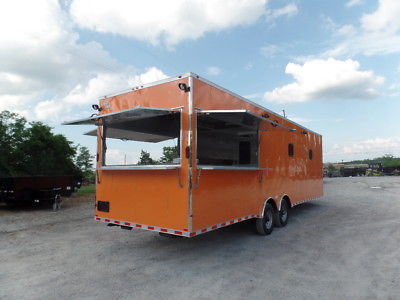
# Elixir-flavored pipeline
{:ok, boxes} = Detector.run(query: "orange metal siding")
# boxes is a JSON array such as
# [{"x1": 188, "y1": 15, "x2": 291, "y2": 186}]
[
  {"x1": 92, "y1": 74, "x2": 323, "y2": 234},
  {"x1": 190, "y1": 78, "x2": 323, "y2": 230},
  {"x1": 95, "y1": 78, "x2": 191, "y2": 230},
  {"x1": 96, "y1": 170, "x2": 188, "y2": 229}
]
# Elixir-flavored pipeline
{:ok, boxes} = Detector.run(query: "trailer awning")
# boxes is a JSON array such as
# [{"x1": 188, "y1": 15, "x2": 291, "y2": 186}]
[
  {"x1": 63, "y1": 106, "x2": 180, "y2": 143},
  {"x1": 197, "y1": 110, "x2": 296, "y2": 132},
  {"x1": 83, "y1": 128, "x2": 174, "y2": 143},
  {"x1": 63, "y1": 106, "x2": 178, "y2": 126},
  {"x1": 198, "y1": 110, "x2": 260, "y2": 131}
]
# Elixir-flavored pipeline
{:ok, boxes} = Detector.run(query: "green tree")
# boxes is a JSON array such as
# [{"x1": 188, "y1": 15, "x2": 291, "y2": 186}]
[
  {"x1": 0, "y1": 111, "x2": 28, "y2": 176},
  {"x1": 381, "y1": 154, "x2": 400, "y2": 167},
  {"x1": 158, "y1": 145, "x2": 179, "y2": 164},
  {"x1": 137, "y1": 150, "x2": 157, "y2": 165},
  {"x1": 76, "y1": 146, "x2": 94, "y2": 180},
  {"x1": 327, "y1": 164, "x2": 336, "y2": 172},
  {"x1": 19, "y1": 121, "x2": 79, "y2": 176},
  {"x1": 0, "y1": 110, "x2": 80, "y2": 177},
  {"x1": 341, "y1": 154, "x2": 400, "y2": 167}
]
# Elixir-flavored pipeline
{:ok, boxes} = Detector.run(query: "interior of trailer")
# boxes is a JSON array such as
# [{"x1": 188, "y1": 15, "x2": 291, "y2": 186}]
[
  {"x1": 65, "y1": 107, "x2": 181, "y2": 168},
  {"x1": 65, "y1": 106, "x2": 298, "y2": 170},
  {"x1": 96, "y1": 108, "x2": 263, "y2": 169},
  {"x1": 196, "y1": 110, "x2": 260, "y2": 168}
]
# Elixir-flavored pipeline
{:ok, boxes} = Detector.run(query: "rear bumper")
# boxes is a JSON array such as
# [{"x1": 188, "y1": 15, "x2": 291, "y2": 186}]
[{"x1": 95, "y1": 216, "x2": 190, "y2": 237}]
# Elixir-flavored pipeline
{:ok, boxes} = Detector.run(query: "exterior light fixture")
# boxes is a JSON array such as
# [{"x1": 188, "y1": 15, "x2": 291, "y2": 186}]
[
  {"x1": 92, "y1": 104, "x2": 102, "y2": 111},
  {"x1": 178, "y1": 83, "x2": 190, "y2": 92}
]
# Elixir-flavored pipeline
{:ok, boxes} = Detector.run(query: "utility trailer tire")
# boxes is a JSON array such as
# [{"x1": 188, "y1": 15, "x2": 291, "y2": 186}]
[
  {"x1": 256, "y1": 203, "x2": 274, "y2": 235},
  {"x1": 274, "y1": 199, "x2": 289, "y2": 227}
]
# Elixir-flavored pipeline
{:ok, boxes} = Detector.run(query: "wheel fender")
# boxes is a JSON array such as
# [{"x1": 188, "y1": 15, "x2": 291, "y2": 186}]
[
  {"x1": 259, "y1": 197, "x2": 276, "y2": 217},
  {"x1": 278, "y1": 194, "x2": 291, "y2": 211}
]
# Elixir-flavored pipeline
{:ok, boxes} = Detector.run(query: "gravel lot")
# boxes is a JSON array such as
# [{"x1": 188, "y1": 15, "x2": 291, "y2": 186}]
[{"x1": 1, "y1": 177, "x2": 399, "y2": 299}]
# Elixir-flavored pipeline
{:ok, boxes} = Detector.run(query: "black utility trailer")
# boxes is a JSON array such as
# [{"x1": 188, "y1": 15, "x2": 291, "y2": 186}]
[{"x1": 0, "y1": 175, "x2": 82, "y2": 209}]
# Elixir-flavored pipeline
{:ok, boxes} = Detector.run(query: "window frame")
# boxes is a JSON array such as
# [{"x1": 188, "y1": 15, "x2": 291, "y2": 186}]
[
  {"x1": 99, "y1": 108, "x2": 182, "y2": 170},
  {"x1": 195, "y1": 110, "x2": 269, "y2": 171},
  {"x1": 288, "y1": 143, "x2": 294, "y2": 157},
  {"x1": 308, "y1": 149, "x2": 313, "y2": 160}
]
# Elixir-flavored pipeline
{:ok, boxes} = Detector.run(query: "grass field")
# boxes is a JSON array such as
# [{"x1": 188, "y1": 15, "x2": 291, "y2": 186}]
[{"x1": 77, "y1": 184, "x2": 95, "y2": 195}]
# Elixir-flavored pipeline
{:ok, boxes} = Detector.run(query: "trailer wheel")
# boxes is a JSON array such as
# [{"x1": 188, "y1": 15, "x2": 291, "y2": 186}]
[
  {"x1": 275, "y1": 199, "x2": 289, "y2": 227},
  {"x1": 52, "y1": 194, "x2": 61, "y2": 211},
  {"x1": 256, "y1": 203, "x2": 274, "y2": 235}
]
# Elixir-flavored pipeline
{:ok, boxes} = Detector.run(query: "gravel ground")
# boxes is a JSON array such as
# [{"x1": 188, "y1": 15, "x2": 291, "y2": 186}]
[{"x1": 0, "y1": 177, "x2": 399, "y2": 299}]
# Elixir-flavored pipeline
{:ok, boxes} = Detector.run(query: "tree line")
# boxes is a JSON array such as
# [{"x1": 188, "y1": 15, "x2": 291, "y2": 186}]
[
  {"x1": 137, "y1": 146, "x2": 179, "y2": 165},
  {"x1": 341, "y1": 155, "x2": 400, "y2": 167},
  {"x1": 0, "y1": 111, "x2": 93, "y2": 179}
]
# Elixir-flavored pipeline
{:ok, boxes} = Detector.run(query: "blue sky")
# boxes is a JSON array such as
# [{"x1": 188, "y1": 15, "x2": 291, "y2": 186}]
[{"x1": 1, "y1": 0, "x2": 399, "y2": 163}]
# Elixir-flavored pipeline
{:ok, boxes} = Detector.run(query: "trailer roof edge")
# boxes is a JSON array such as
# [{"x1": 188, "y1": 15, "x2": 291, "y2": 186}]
[
  {"x1": 97, "y1": 71, "x2": 321, "y2": 137},
  {"x1": 99, "y1": 73, "x2": 192, "y2": 99},
  {"x1": 189, "y1": 72, "x2": 322, "y2": 137}
]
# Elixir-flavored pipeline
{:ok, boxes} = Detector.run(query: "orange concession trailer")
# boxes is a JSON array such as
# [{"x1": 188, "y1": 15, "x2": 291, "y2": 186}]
[{"x1": 64, "y1": 72, "x2": 323, "y2": 237}]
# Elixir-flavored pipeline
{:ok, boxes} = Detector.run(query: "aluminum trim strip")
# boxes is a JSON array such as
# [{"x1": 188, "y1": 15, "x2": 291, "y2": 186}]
[
  {"x1": 292, "y1": 195, "x2": 323, "y2": 207},
  {"x1": 97, "y1": 165, "x2": 180, "y2": 170},
  {"x1": 95, "y1": 213, "x2": 260, "y2": 238},
  {"x1": 197, "y1": 165, "x2": 272, "y2": 171},
  {"x1": 189, "y1": 214, "x2": 260, "y2": 237},
  {"x1": 95, "y1": 216, "x2": 190, "y2": 237},
  {"x1": 199, "y1": 109, "x2": 247, "y2": 113},
  {"x1": 188, "y1": 75, "x2": 194, "y2": 231}
]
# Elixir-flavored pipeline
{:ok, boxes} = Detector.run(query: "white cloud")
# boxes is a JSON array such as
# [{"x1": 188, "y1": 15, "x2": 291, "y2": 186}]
[
  {"x1": 244, "y1": 92, "x2": 263, "y2": 99},
  {"x1": 35, "y1": 67, "x2": 168, "y2": 121},
  {"x1": 269, "y1": 3, "x2": 298, "y2": 19},
  {"x1": 70, "y1": 0, "x2": 268, "y2": 47},
  {"x1": 207, "y1": 67, "x2": 221, "y2": 76},
  {"x1": 337, "y1": 25, "x2": 357, "y2": 37},
  {"x1": 320, "y1": 16, "x2": 357, "y2": 37},
  {"x1": 325, "y1": 0, "x2": 400, "y2": 56},
  {"x1": 0, "y1": 0, "x2": 167, "y2": 122},
  {"x1": 289, "y1": 117, "x2": 315, "y2": 123},
  {"x1": 345, "y1": 0, "x2": 362, "y2": 8},
  {"x1": 69, "y1": 0, "x2": 298, "y2": 47},
  {"x1": 105, "y1": 149, "x2": 140, "y2": 165},
  {"x1": 320, "y1": 16, "x2": 337, "y2": 32},
  {"x1": 0, "y1": 0, "x2": 116, "y2": 117},
  {"x1": 325, "y1": 137, "x2": 400, "y2": 162},
  {"x1": 264, "y1": 58, "x2": 384, "y2": 103},
  {"x1": 260, "y1": 45, "x2": 279, "y2": 57},
  {"x1": 389, "y1": 83, "x2": 400, "y2": 90},
  {"x1": 63, "y1": 67, "x2": 167, "y2": 105},
  {"x1": 34, "y1": 100, "x2": 69, "y2": 121},
  {"x1": 360, "y1": 0, "x2": 400, "y2": 32}
]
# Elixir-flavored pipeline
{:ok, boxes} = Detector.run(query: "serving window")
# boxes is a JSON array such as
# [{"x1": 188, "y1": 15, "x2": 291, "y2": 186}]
[
  {"x1": 64, "y1": 106, "x2": 181, "y2": 169},
  {"x1": 197, "y1": 110, "x2": 260, "y2": 169}
]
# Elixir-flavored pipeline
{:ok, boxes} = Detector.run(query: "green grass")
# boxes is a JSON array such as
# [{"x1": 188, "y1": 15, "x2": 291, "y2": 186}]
[{"x1": 77, "y1": 184, "x2": 96, "y2": 195}]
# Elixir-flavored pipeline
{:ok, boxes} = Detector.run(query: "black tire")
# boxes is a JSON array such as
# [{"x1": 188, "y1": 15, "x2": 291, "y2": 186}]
[
  {"x1": 256, "y1": 203, "x2": 274, "y2": 235},
  {"x1": 275, "y1": 199, "x2": 289, "y2": 227}
]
